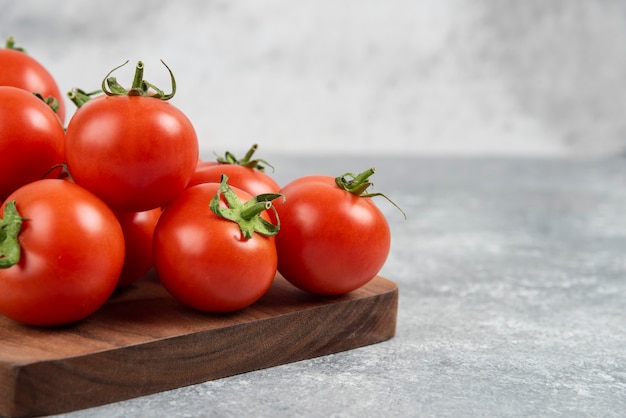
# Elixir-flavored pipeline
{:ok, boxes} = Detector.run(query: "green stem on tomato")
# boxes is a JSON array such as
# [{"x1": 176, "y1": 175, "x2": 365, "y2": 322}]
[
  {"x1": 32, "y1": 92, "x2": 59, "y2": 114},
  {"x1": 335, "y1": 168, "x2": 407, "y2": 219},
  {"x1": 101, "y1": 60, "x2": 176, "y2": 100},
  {"x1": 0, "y1": 201, "x2": 25, "y2": 269},
  {"x1": 209, "y1": 174, "x2": 283, "y2": 239},
  {"x1": 335, "y1": 168, "x2": 376, "y2": 196},
  {"x1": 67, "y1": 88, "x2": 103, "y2": 109},
  {"x1": 130, "y1": 61, "x2": 145, "y2": 93},
  {"x1": 240, "y1": 201, "x2": 273, "y2": 221},
  {"x1": 4, "y1": 36, "x2": 25, "y2": 52},
  {"x1": 215, "y1": 143, "x2": 274, "y2": 173}
]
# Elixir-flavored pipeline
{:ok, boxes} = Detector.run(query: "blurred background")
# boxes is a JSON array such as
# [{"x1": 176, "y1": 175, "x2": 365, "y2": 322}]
[{"x1": 2, "y1": 0, "x2": 626, "y2": 158}]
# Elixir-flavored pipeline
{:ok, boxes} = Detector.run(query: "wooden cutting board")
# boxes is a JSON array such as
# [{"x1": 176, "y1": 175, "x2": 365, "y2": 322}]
[{"x1": 0, "y1": 272, "x2": 398, "y2": 417}]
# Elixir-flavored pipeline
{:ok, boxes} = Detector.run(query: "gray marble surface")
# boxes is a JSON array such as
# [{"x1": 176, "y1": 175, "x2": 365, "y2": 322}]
[
  {"x1": 54, "y1": 155, "x2": 626, "y2": 418},
  {"x1": 5, "y1": 1, "x2": 626, "y2": 157}
]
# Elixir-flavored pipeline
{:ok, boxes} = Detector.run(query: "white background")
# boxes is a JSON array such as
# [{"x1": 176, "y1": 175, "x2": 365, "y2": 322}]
[{"x1": 3, "y1": 0, "x2": 626, "y2": 157}]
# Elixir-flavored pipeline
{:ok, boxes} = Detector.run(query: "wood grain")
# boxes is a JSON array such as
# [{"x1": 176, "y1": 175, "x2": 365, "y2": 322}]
[{"x1": 0, "y1": 272, "x2": 398, "y2": 417}]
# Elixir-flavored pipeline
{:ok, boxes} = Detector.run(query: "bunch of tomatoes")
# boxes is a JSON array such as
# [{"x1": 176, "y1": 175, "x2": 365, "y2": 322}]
[{"x1": 0, "y1": 37, "x2": 402, "y2": 327}]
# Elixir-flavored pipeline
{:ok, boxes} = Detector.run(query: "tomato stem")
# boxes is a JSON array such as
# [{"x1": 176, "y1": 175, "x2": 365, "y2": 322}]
[
  {"x1": 0, "y1": 201, "x2": 25, "y2": 268},
  {"x1": 67, "y1": 88, "x2": 103, "y2": 108},
  {"x1": 101, "y1": 60, "x2": 177, "y2": 100},
  {"x1": 32, "y1": 92, "x2": 59, "y2": 114},
  {"x1": 210, "y1": 175, "x2": 283, "y2": 239},
  {"x1": 130, "y1": 61, "x2": 145, "y2": 93},
  {"x1": 335, "y1": 168, "x2": 407, "y2": 219},
  {"x1": 240, "y1": 201, "x2": 272, "y2": 221},
  {"x1": 4, "y1": 36, "x2": 25, "y2": 52},
  {"x1": 335, "y1": 168, "x2": 376, "y2": 196},
  {"x1": 215, "y1": 143, "x2": 274, "y2": 172}
]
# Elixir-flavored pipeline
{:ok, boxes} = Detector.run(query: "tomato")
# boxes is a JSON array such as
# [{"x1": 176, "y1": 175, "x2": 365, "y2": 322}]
[
  {"x1": 114, "y1": 208, "x2": 162, "y2": 288},
  {"x1": 0, "y1": 179, "x2": 125, "y2": 326},
  {"x1": 64, "y1": 61, "x2": 199, "y2": 212},
  {"x1": 0, "y1": 86, "x2": 65, "y2": 202},
  {"x1": 275, "y1": 169, "x2": 393, "y2": 296},
  {"x1": 153, "y1": 176, "x2": 281, "y2": 313},
  {"x1": 0, "y1": 37, "x2": 66, "y2": 123},
  {"x1": 189, "y1": 144, "x2": 280, "y2": 195}
]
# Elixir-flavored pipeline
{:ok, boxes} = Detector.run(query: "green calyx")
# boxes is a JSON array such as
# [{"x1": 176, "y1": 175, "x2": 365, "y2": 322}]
[
  {"x1": 0, "y1": 201, "x2": 25, "y2": 268},
  {"x1": 67, "y1": 88, "x2": 103, "y2": 108},
  {"x1": 335, "y1": 168, "x2": 407, "y2": 219},
  {"x1": 215, "y1": 144, "x2": 274, "y2": 173},
  {"x1": 4, "y1": 36, "x2": 26, "y2": 52},
  {"x1": 32, "y1": 92, "x2": 59, "y2": 114},
  {"x1": 335, "y1": 168, "x2": 377, "y2": 196},
  {"x1": 210, "y1": 175, "x2": 283, "y2": 239},
  {"x1": 101, "y1": 60, "x2": 176, "y2": 100}
]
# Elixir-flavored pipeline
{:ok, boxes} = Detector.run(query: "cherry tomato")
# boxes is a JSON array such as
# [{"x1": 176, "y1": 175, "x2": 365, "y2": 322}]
[
  {"x1": 0, "y1": 37, "x2": 66, "y2": 123},
  {"x1": 64, "y1": 61, "x2": 199, "y2": 212},
  {"x1": 0, "y1": 179, "x2": 125, "y2": 326},
  {"x1": 153, "y1": 177, "x2": 280, "y2": 313},
  {"x1": 0, "y1": 86, "x2": 65, "y2": 202},
  {"x1": 114, "y1": 208, "x2": 162, "y2": 288},
  {"x1": 275, "y1": 169, "x2": 392, "y2": 295},
  {"x1": 189, "y1": 144, "x2": 280, "y2": 195}
]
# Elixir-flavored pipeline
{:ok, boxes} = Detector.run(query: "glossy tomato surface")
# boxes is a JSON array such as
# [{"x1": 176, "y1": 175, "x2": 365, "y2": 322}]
[
  {"x1": 0, "y1": 47, "x2": 66, "y2": 123},
  {"x1": 153, "y1": 183, "x2": 277, "y2": 313},
  {"x1": 275, "y1": 175, "x2": 391, "y2": 295},
  {"x1": 0, "y1": 86, "x2": 65, "y2": 202},
  {"x1": 0, "y1": 180, "x2": 125, "y2": 326},
  {"x1": 188, "y1": 162, "x2": 281, "y2": 196},
  {"x1": 114, "y1": 207, "x2": 161, "y2": 288},
  {"x1": 64, "y1": 95, "x2": 199, "y2": 212}
]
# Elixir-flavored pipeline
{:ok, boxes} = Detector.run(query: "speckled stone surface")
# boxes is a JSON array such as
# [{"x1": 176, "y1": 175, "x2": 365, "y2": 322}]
[{"x1": 53, "y1": 156, "x2": 626, "y2": 417}]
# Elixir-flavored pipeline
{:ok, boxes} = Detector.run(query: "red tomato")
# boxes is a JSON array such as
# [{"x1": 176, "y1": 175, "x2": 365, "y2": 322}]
[
  {"x1": 275, "y1": 171, "x2": 391, "y2": 295},
  {"x1": 153, "y1": 180, "x2": 279, "y2": 313},
  {"x1": 0, "y1": 37, "x2": 66, "y2": 123},
  {"x1": 0, "y1": 179, "x2": 125, "y2": 326},
  {"x1": 65, "y1": 94, "x2": 199, "y2": 212},
  {"x1": 188, "y1": 161, "x2": 281, "y2": 196},
  {"x1": 0, "y1": 86, "x2": 65, "y2": 202},
  {"x1": 114, "y1": 208, "x2": 162, "y2": 288}
]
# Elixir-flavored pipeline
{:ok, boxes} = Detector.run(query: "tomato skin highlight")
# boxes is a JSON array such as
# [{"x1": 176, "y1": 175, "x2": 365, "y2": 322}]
[
  {"x1": 188, "y1": 162, "x2": 281, "y2": 196},
  {"x1": 0, "y1": 180, "x2": 125, "y2": 326},
  {"x1": 0, "y1": 86, "x2": 65, "y2": 202},
  {"x1": 153, "y1": 183, "x2": 277, "y2": 313},
  {"x1": 114, "y1": 207, "x2": 161, "y2": 288},
  {"x1": 0, "y1": 47, "x2": 66, "y2": 123},
  {"x1": 64, "y1": 95, "x2": 199, "y2": 212},
  {"x1": 275, "y1": 175, "x2": 391, "y2": 296}
]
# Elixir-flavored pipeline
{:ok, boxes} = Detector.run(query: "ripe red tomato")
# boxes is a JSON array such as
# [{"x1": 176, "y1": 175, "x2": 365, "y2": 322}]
[
  {"x1": 275, "y1": 170, "x2": 392, "y2": 295},
  {"x1": 0, "y1": 86, "x2": 65, "y2": 202},
  {"x1": 0, "y1": 179, "x2": 125, "y2": 326},
  {"x1": 65, "y1": 94, "x2": 198, "y2": 212},
  {"x1": 114, "y1": 208, "x2": 162, "y2": 288},
  {"x1": 64, "y1": 61, "x2": 199, "y2": 212},
  {"x1": 0, "y1": 37, "x2": 66, "y2": 123},
  {"x1": 189, "y1": 145, "x2": 281, "y2": 195},
  {"x1": 153, "y1": 179, "x2": 280, "y2": 313}
]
